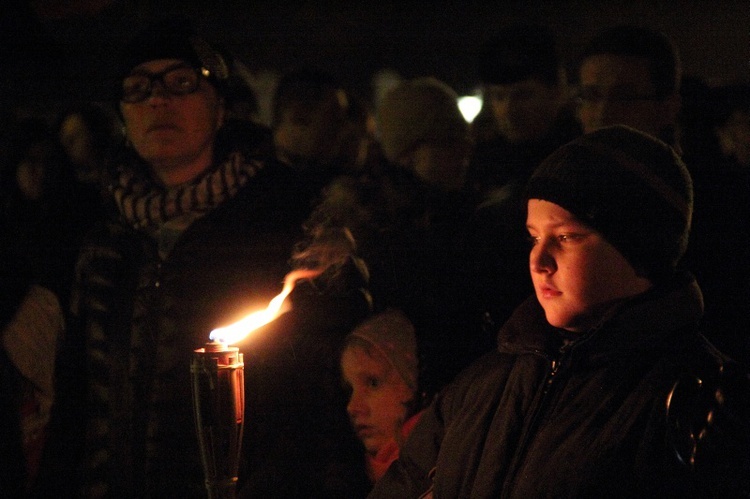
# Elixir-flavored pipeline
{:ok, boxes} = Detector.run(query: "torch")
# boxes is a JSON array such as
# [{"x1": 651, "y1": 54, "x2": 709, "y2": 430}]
[
  {"x1": 191, "y1": 341, "x2": 244, "y2": 499},
  {"x1": 190, "y1": 269, "x2": 323, "y2": 498}
]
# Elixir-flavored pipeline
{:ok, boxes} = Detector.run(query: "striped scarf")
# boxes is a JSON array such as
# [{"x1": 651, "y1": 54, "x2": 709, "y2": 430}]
[{"x1": 112, "y1": 152, "x2": 263, "y2": 230}]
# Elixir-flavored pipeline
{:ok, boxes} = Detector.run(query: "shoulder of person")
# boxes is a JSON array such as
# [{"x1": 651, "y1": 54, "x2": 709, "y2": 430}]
[{"x1": 216, "y1": 119, "x2": 274, "y2": 161}]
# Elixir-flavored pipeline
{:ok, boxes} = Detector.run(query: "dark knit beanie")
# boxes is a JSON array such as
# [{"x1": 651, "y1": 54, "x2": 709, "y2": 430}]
[
  {"x1": 525, "y1": 125, "x2": 693, "y2": 282},
  {"x1": 116, "y1": 19, "x2": 229, "y2": 95}
]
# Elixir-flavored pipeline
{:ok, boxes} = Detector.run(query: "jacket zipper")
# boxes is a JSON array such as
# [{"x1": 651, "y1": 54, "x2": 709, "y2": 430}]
[
  {"x1": 545, "y1": 357, "x2": 560, "y2": 394},
  {"x1": 501, "y1": 345, "x2": 568, "y2": 498}
]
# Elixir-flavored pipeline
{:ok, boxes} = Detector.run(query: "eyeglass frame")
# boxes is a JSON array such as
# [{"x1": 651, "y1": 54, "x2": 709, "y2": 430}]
[
  {"x1": 574, "y1": 85, "x2": 664, "y2": 106},
  {"x1": 120, "y1": 62, "x2": 212, "y2": 104}
]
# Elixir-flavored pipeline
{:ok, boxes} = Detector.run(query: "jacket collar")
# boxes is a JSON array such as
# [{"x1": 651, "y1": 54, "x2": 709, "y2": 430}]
[{"x1": 498, "y1": 271, "x2": 704, "y2": 361}]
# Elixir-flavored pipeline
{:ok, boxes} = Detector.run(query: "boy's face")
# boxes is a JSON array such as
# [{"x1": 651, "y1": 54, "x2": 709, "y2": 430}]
[
  {"x1": 341, "y1": 346, "x2": 414, "y2": 456},
  {"x1": 526, "y1": 199, "x2": 652, "y2": 332}
]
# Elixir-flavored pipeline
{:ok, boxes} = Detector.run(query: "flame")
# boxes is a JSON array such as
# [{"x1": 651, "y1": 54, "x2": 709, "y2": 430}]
[{"x1": 209, "y1": 268, "x2": 323, "y2": 345}]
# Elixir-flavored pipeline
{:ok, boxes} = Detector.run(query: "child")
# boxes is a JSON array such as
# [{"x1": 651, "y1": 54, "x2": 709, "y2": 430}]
[
  {"x1": 340, "y1": 309, "x2": 425, "y2": 483},
  {"x1": 369, "y1": 125, "x2": 750, "y2": 498}
]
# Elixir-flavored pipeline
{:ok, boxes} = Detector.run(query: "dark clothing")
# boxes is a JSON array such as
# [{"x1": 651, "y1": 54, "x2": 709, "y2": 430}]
[
  {"x1": 0, "y1": 350, "x2": 26, "y2": 499},
  {"x1": 468, "y1": 107, "x2": 581, "y2": 200},
  {"x1": 238, "y1": 289, "x2": 372, "y2": 499},
  {"x1": 0, "y1": 226, "x2": 31, "y2": 328},
  {"x1": 41, "y1": 146, "x2": 369, "y2": 497},
  {"x1": 1, "y1": 126, "x2": 108, "y2": 497},
  {"x1": 367, "y1": 182, "x2": 492, "y2": 394},
  {"x1": 299, "y1": 168, "x2": 496, "y2": 396},
  {"x1": 1, "y1": 213, "x2": 37, "y2": 499},
  {"x1": 681, "y1": 154, "x2": 750, "y2": 368},
  {"x1": 470, "y1": 178, "x2": 534, "y2": 334},
  {"x1": 1, "y1": 163, "x2": 107, "y2": 313},
  {"x1": 468, "y1": 109, "x2": 581, "y2": 331},
  {"x1": 370, "y1": 272, "x2": 750, "y2": 498}
]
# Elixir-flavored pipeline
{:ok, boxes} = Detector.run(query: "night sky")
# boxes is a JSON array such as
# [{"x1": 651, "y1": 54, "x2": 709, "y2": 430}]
[{"x1": 2, "y1": 0, "x2": 748, "y2": 108}]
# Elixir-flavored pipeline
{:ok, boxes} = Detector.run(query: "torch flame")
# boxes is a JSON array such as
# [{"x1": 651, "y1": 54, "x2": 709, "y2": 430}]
[{"x1": 209, "y1": 268, "x2": 323, "y2": 345}]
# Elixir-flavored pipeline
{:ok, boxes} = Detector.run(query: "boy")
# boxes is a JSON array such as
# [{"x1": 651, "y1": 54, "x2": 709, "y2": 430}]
[{"x1": 369, "y1": 125, "x2": 750, "y2": 497}]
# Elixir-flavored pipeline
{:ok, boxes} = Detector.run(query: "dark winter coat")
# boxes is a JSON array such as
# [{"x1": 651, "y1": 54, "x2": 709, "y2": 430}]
[
  {"x1": 369, "y1": 272, "x2": 750, "y2": 498},
  {"x1": 41, "y1": 154, "x2": 370, "y2": 498}
]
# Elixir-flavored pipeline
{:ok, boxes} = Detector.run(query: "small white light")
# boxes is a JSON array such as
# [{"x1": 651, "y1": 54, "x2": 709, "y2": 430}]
[{"x1": 458, "y1": 95, "x2": 483, "y2": 123}]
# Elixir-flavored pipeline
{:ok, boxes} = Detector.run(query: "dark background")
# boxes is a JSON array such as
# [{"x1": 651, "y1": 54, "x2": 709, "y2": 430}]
[{"x1": 2, "y1": 0, "x2": 749, "y2": 110}]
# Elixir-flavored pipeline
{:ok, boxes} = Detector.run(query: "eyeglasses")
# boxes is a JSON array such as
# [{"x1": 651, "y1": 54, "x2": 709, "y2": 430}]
[
  {"x1": 575, "y1": 86, "x2": 662, "y2": 105},
  {"x1": 121, "y1": 64, "x2": 210, "y2": 103}
]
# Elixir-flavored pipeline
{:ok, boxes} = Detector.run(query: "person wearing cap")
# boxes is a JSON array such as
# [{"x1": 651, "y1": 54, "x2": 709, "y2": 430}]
[
  {"x1": 376, "y1": 76, "x2": 474, "y2": 193},
  {"x1": 468, "y1": 24, "x2": 582, "y2": 339},
  {"x1": 369, "y1": 126, "x2": 750, "y2": 498},
  {"x1": 39, "y1": 20, "x2": 370, "y2": 498},
  {"x1": 470, "y1": 23, "x2": 581, "y2": 198},
  {"x1": 271, "y1": 67, "x2": 356, "y2": 177},
  {"x1": 341, "y1": 309, "x2": 427, "y2": 485}
]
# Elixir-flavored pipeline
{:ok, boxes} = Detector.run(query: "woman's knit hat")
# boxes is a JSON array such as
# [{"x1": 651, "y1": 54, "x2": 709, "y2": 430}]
[
  {"x1": 346, "y1": 309, "x2": 419, "y2": 392},
  {"x1": 525, "y1": 125, "x2": 693, "y2": 282},
  {"x1": 376, "y1": 77, "x2": 469, "y2": 163},
  {"x1": 116, "y1": 19, "x2": 230, "y2": 95}
]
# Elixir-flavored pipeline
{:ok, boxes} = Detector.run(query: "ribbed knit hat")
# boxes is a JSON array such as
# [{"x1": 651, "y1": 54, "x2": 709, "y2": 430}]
[
  {"x1": 117, "y1": 19, "x2": 229, "y2": 95},
  {"x1": 376, "y1": 77, "x2": 469, "y2": 163},
  {"x1": 525, "y1": 125, "x2": 693, "y2": 282},
  {"x1": 346, "y1": 309, "x2": 419, "y2": 392}
]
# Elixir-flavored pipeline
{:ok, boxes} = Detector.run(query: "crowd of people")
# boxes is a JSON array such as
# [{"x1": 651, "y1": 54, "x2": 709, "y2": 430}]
[{"x1": 1, "y1": 16, "x2": 749, "y2": 498}]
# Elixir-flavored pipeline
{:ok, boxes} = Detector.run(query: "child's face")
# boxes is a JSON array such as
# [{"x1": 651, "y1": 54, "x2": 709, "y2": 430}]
[
  {"x1": 341, "y1": 346, "x2": 414, "y2": 455},
  {"x1": 526, "y1": 199, "x2": 652, "y2": 332}
]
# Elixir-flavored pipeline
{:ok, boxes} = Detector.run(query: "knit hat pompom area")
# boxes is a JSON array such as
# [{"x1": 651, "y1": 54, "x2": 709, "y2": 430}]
[
  {"x1": 116, "y1": 19, "x2": 230, "y2": 96},
  {"x1": 525, "y1": 125, "x2": 693, "y2": 283},
  {"x1": 376, "y1": 77, "x2": 469, "y2": 164},
  {"x1": 345, "y1": 309, "x2": 419, "y2": 392}
]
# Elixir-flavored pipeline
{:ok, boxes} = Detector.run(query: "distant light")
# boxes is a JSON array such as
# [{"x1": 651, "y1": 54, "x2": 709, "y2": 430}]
[{"x1": 458, "y1": 95, "x2": 483, "y2": 123}]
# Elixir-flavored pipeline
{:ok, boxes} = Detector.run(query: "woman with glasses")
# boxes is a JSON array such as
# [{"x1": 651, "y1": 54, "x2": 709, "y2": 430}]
[{"x1": 39, "y1": 19, "x2": 371, "y2": 498}]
